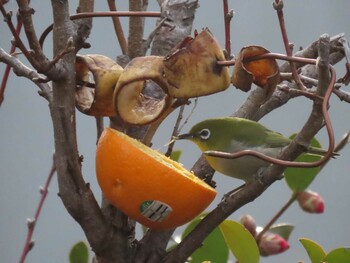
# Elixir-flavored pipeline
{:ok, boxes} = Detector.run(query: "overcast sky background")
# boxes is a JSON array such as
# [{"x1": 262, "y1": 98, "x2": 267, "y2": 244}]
[{"x1": 1, "y1": 1, "x2": 350, "y2": 263}]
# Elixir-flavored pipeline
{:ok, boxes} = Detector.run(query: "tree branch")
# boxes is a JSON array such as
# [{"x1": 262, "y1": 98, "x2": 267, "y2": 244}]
[
  {"x1": 107, "y1": 0, "x2": 128, "y2": 54},
  {"x1": 19, "y1": 155, "x2": 56, "y2": 263},
  {"x1": 48, "y1": 1, "x2": 131, "y2": 263},
  {"x1": 128, "y1": 0, "x2": 146, "y2": 58},
  {"x1": 0, "y1": 7, "x2": 23, "y2": 106},
  {"x1": 0, "y1": 48, "x2": 52, "y2": 101}
]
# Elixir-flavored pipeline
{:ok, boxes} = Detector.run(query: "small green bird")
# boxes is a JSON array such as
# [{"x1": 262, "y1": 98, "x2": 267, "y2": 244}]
[{"x1": 177, "y1": 117, "x2": 329, "y2": 183}]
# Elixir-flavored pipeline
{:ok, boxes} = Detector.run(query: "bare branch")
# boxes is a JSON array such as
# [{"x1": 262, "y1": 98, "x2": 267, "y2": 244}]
[
  {"x1": 16, "y1": 0, "x2": 49, "y2": 68},
  {"x1": 142, "y1": 17, "x2": 167, "y2": 54},
  {"x1": 279, "y1": 33, "x2": 344, "y2": 72},
  {"x1": 0, "y1": 48, "x2": 52, "y2": 101},
  {"x1": 333, "y1": 87, "x2": 350, "y2": 103},
  {"x1": 0, "y1": 2, "x2": 36, "y2": 66},
  {"x1": 128, "y1": 0, "x2": 146, "y2": 58},
  {"x1": 48, "y1": 2, "x2": 131, "y2": 263},
  {"x1": 19, "y1": 155, "x2": 56, "y2": 263},
  {"x1": 75, "y1": 0, "x2": 94, "y2": 51},
  {"x1": 107, "y1": 0, "x2": 128, "y2": 54},
  {"x1": 0, "y1": 8, "x2": 23, "y2": 106},
  {"x1": 222, "y1": 0, "x2": 233, "y2": 57}
]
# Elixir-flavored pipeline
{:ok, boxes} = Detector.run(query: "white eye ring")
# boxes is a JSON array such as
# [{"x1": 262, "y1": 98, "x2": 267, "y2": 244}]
[{"x1": 199, "y1": 129, "x2": 211, "y2": 140}]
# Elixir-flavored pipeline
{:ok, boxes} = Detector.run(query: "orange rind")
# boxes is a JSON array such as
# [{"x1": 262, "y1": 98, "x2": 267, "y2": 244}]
[
  {"x1": 231, "y1": 46, "x2": 280, "y2": 97},
  {"x1": 95, "y1": 128, "x2": 217, "y2": 229}
]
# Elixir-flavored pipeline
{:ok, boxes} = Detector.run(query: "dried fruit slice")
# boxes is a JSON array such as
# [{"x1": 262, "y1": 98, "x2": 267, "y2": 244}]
[
  {"x1": 113, "y1": 56, "x2": 171, "y2": 125},
  {"x1": 96, "y1": 128, "x2": 217, "y2": 229},
  {"x1": 75, "y1": 54, "x2": 123, "y2": 116},
  {"x1": 231, "y1": 46, "x2": 280, "y2": 97},
  {"x1": 163, "y1": 28, "x2": 230, "y2": 98}
]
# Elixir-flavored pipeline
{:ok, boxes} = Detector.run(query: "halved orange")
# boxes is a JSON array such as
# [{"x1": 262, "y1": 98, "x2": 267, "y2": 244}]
[{"x1": 96, "y1": 128, "x2": 216, "y2": 229}]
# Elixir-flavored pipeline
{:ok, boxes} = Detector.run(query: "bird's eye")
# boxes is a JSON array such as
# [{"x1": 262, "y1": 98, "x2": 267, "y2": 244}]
[{"x1": 199, "y1": 129, "x2": 211, "y2": 140}]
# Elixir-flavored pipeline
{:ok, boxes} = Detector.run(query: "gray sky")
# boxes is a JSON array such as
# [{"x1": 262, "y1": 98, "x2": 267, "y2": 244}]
[{"x1": 1, "y1": 1, "x2": 350, "y2": 263}]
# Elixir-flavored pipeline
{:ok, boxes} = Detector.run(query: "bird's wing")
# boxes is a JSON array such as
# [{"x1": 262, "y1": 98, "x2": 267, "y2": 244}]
[
  {"x1": 228, "y1": 118, "x2": 291, "y2": 148},
  {"x1": 263, "y1": 129, "x2": 292, "y2": 148}
]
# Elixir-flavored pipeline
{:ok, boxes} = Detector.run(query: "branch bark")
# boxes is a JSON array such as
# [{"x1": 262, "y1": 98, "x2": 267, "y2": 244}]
[
  {"x1": 49, "y1": 1, "x2": 131, "y2": 263},
  {"x1": 0, "y1": 48, "x2": 52, "y2": 101},
  {"x1": 128, "y1": 0, "x2": 146, "y2": 59}
]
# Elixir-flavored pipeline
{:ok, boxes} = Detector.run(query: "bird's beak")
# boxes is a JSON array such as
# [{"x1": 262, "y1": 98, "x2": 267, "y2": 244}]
[{"x1": 174, "y1": 133, "x2": 194, "y2": 140}]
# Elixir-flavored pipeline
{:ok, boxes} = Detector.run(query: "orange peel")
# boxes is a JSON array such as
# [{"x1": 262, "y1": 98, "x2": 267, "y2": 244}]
[
  {"x1": 231, "y1": 46, "x2": 280, "y2": 97},
  {"x1": 95, "y1": 128, "x2": 217, "y2": 229}
]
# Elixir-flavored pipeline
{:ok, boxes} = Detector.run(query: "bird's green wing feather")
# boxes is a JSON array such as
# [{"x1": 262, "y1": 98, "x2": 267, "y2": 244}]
[{"x1": 225, "y1": 117, "x2": 291, "y2": 148}]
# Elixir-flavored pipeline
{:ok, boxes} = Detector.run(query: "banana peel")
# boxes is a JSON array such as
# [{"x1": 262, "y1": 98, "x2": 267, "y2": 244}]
[
  {"x1": 113, "y1": 56, "x2": 172, "y2": 125},
  {"x1": 231, "y1": 46, "x2": 280, "y2": 98},
  {"x1": 75, "y1": 54, "x2": 123, "y2": 116},
  {"x1": 163, "y1": 28, "x2": 230, "y2": 98}
]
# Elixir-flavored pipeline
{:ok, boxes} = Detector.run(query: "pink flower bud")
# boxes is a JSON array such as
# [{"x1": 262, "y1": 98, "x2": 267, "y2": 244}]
[
  {"x1": 297, "y1": 190, "x2": 325, "y2": 214},
  {"x1": 259, "y1": 232, "x2": 290, "y2": 256},
  {"x1": 240, "y1": 214, "x2": 257, "y2": 236}
]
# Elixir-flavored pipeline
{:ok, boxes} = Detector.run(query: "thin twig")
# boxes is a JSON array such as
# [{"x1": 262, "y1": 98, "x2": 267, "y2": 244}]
[
  {"x1": 333, "y1": 87, "x2": 350, "y2": 103},
  {"x1": 16, "y1": 0, "x2": 47, "y2": 69},
  {"x1": 222, "y1": 0, "x2": 233, "y2": 57},
  {"x1": 178, "y1": 98, "x2": 198, "y2": 133},
  {"x1": 39, "y1": 11, "x2": 161, "y2": 48},
  {"x1": 45, "y1": 37, "x2": 75, "y2": 71},
  {"x1": 334, "y1": 131, "x2": 350, "y2": 153},
  {"x1": 165, "y1": 105, "x2": 185, "y2": 157},
  {"x1": 277, "y1": 85, "x2": 323, "y2": 101},
  {"x1": 19, "y1": 155, "x2": 56, "y2": 263},
  {"x1": 107, "y1": 0, "x2": 128, "y2": 54},
  {"x1": 0, "y1": 9, "x2": 23, "y2": 106},
  {"x1": 0, "y1": 2, "x2": 35, "y2": 67},
  {"x1": 0, "y1": 48, "x2": 52, "y2": 101},
  {"x1": 273, "y1": 0, "x2": 307, "y2": 91},
  {"x1": 142, "y1": 17, "x2": 167, "y2": 54},
  {"x1": 95, "y1": 117, "x2": 104, "y2": 144},
  {"x1": 280, "y1": 72, "x2": 318, "y2": 86},
  {"x1": 256, "y1": 194, "x2": 296, "y2": 243}
]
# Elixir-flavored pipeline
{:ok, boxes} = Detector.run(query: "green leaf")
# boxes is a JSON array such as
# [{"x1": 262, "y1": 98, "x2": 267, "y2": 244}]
[
  {"x1": 299, "y1": 238, "x2": 326, "y2": 263},
  {"x1": 182, "y1": 214, "x2": 229, "y2": 263},
  {"x1": 269, "y1": 223, "x2": 294, "y2": 241},
  {"x1": 69, "y1": 241, "x2": 89, "y2": 263},
  {"x1": 285, "y1": 136, "x2": 322, "y2": 192},
  {"x1": 219, "y1": 220, "x2": 259, "y2": 263},
  {"x1": 170, "y1": 150, "x2": 182, "y2": 162},
  {"x1": 324, "y1": 247, "x2": 350, "y2": 263}
]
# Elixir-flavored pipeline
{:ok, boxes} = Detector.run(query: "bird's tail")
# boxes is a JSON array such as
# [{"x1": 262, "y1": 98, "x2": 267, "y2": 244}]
[{"x1": 308, "y1": 146, "x2": 339, "y2": 158}]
